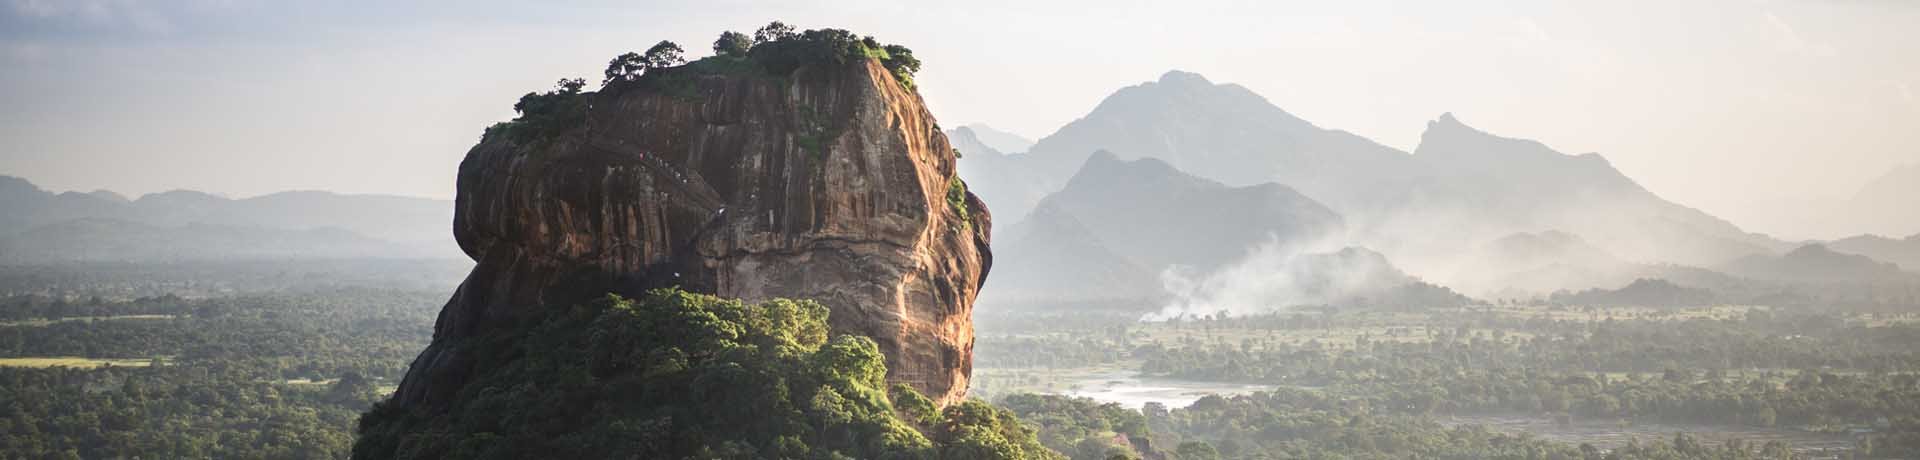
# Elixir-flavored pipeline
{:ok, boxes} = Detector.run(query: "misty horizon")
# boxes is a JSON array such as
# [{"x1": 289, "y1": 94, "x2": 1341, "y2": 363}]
[{"x1": 4, "y1": 0, "x2": 1918, "y2": 241}]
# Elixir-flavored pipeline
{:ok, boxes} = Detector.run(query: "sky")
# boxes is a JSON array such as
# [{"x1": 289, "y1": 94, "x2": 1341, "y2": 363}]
[{"x1": 1, "y1": 0, "x2": 1915, "y2": 240}]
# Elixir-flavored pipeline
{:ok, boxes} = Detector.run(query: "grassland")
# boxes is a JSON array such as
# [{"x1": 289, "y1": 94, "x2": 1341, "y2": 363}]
[
  {"x1": 0, "y1": 314, "x2": 179, "y2": 327},
  {"x1": 0, "y1": 357, "x2": 162, "y2": 369}
]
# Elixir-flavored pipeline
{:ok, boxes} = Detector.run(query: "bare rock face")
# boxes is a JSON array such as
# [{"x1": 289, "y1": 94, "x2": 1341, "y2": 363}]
[{"x1": 393, "y1": 59, "x2": 991, "y2": 409}]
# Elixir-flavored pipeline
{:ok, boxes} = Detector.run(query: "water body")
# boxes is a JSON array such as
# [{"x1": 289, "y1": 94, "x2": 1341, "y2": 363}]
[{"x1": 1060, "y1": 368, "x2": 1272, "y2": 410}]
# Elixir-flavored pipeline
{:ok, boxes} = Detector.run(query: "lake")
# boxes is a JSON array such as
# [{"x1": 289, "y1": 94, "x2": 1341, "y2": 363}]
[{"x1": 1058, "y1": 368, "x2": 1273, "y2": 410}]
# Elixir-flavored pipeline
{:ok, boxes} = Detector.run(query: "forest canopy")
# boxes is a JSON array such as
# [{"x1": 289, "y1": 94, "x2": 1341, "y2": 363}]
[{"x1": 352, "y1": 289, "x2": 1056, "y2": 460}]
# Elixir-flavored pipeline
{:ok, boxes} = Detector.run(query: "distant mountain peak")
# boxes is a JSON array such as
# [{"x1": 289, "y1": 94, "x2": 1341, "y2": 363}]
[
  {"x1": 1424, "y1": 112, "x2": 1487, "y2": 138},
  {"x1": 1417, "y1": 112, "x2": 1616, "y2": 171},
  {"x1": 87, "y1": 190, "x2": 131, "y2": 203},
  {"x1": 1067, "y1": 149, "x2": 1198, "y2": 192},
  {"x1": 0, "y1": 175, "x2": 47, "y2": 197},
  {"x1": 1723, "y1": 242, "x2": 1912, "y2": 283},
  {"x1": 134, "y1": 189, "x2": 227, "y2": 206},
  {"x1": 955, "y1": 123, "x2": 1034, "y2": 154},
  {"x1": 1157, "y1": 69, "x2": 1213, "y2": 87},
  {"x1": 1785, "y1": 243, "x2": 1837, "y2": 258}
]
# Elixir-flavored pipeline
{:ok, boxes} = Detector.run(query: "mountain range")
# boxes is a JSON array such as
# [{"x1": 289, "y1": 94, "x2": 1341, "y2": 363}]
[
  {"x1": 978, "y1": 151, "x2": 1343, "y2": 311},
  {"x1": 1828, "y1": 233, "x2": 1920, "y2": 273},
  {"x1": 953, "y1": 70, "x2": 1912, "y2": 312},
  {"x1": 954, "y1": 123, "x2": 1034, "y2": 154},
  {"x1": 5, "y1": 70, "x2": 1908, "y2": 310},
  {"x1": 1719, "y1": 244, "x2": 1916, "y2": 285},
  {"x1": 0, "y1": 176, "x2": 459, "y2": 263}
]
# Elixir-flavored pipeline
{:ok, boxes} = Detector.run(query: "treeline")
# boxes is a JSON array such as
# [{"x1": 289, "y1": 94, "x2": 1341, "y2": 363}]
[
  {"x1": 989, "y1": 389, "x2": 1842, "y2": 460},
  {"x1": 0, "y1": 293, "x2": 189, "y2": 321},
  {"x1": 1, "y1": 289, "x2": 440, "y2": 381},
  {"x1": 0, "y1": 259, "x2": 470, "y2": 300},
  {"x1": 1146, "y1": 388, "x2": 1816, "y2": 460},
  {"x1": 997, "y1": 393, "x2": 1155, "y2": 460},
  {"x1": 0, "y1": 286, "x2": 442, "y2": 458},
  {"x1": 976, "y1": 332, "x2": 1133, "y2": 370},
  {"x1": 1137, "y1": 316, "x2": 1920, "y2": 382},
  {"x1": 0, "y1": 363, "x2": 381, "y2": 459},
  {"x1": 976, "y1": 306, "x2": 1920, "y2": 457},
  {"x1": 1122, "y1": 315, "x2": 1920, "y2": 457},
  {"x1": 490, "y1": 21, "x2": 924, "y2": 145}
]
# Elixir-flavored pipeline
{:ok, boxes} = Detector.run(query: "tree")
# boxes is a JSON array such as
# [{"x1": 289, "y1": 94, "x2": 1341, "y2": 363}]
[
  {"x1": 753, "y1": 20, "x2": 796, "y2": 44},
  {"x1": 641, "y1": 41, "x2": 685, "y2": 69},
  {"x1": 882, "y1": 44, "x2": 920, "y2": 75},
  {"x1": 602, "y1": 42, "x2": 684, "y2": 86},
  {"x1": 602, "y1": 52, "x2": 644, "y2": 85},
  {"x1": 1755, "y1": 405, "x2": 1778, "y2": 427},
  {"x1": 713, "y1": 31, "x2": 751, "y2": 57},
  {"x1": 555, "y1": 78, "x2": 586, "y2": 95}
]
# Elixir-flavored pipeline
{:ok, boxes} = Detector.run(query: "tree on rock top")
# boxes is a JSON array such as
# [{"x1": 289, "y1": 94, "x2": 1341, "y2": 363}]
[{"x1": 713, "y1": 31, "x2": 751, "y2": 58}]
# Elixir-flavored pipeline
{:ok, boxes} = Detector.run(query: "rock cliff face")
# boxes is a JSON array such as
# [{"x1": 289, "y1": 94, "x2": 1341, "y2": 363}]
[{"x1": 392, "y1": 58, "x2": 991, "y2": 408}]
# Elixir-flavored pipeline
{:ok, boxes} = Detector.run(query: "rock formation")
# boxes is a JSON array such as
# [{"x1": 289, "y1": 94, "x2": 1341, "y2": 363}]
[{"x1": 391, "y1": 57, "x2": 991, "y2": 410}]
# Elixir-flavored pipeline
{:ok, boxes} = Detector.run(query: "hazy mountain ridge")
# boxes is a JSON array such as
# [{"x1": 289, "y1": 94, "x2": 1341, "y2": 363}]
[
  {"x1": 1039, "y1": 151, "x2": 1343, "y2": 272},
  {"x1": 1548, "y1": 278, "x2": 1716, "y2": 307},
  {"x1": 956, "y1": 123, "x2": 1034, "y2": 154},
  {"x1": 0, "y1": 217, "x2": 441, "y2": 263},
  {"x1": 958, "y1": 70, "x2": 1792, "y2": 302},
  {"x1": 1827, "y1": 233, "x2": 1920, "y2": 273},
  {"x1": 976, "y1": 70, "x2": 1414, "y2": 221},
  {"x1": 1452, "y1": 229, "x2": 1920, "y2": 302},
  {"x1": 1402, "y1": 113, "x2": 1782, "y2": 268},
  {"x1": 0, "y1": 175, "x2": 459, "y2": 262},
  {"x1": 1449, "y1": 230, "x2": 1629, "y2": 297},
  {"x1": 948, "y1": 126, "x2": 1056, "y2": 232},
  {"x1": 948, "y1": 126, "x2": 1008, "y2": 160},
  {"x1": 1718, "y1": 243, "x2": 1917, "y2": 284},
  {"x1": 982, "y1": 151, "x2": 1411, "y2": 313},
  {"x1": 978, "y1": 200, "x2": 1162, "y2": 311}
]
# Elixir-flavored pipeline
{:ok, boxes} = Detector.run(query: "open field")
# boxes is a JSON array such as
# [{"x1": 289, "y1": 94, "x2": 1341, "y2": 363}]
[
  {"x1": 972, "y1": 363, "x2": 1141, "y2": 397},
  {"x1": 285, "y1": 378, "x2": 339, "y2": 385},
  {"x1": 0, "y1": 357, "x2": 161, "y2": 368},
  {"x1": 973, "y1": 363, "x2": 1276, "y2": 410},
  {"x1": 1129, "y1": 323, "x2": 1539, "y2": 351},
  {"x1": 0, "y1": 314, "x2": 180, "y2": 327},
  {"x1": 1443, "y1": 414, "x2": 1858, "y2": 455},
  {"x1": 1113, "y1": 305, "x2": 1793, "y2": 351},
  {"x1": 1438, "y1": 304, "x2": 1770, "y2": 322}
]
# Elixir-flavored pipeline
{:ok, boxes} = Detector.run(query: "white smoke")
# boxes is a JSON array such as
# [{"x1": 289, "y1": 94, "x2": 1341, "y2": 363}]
[{"x1": 1140, "y1": 235, "x2": 1404, "y2": 321}]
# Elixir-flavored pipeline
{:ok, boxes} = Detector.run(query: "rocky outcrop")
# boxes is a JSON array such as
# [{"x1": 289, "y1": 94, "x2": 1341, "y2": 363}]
[{"x1": 392, "y1": 58, "x2": 991, "y2": 409}]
